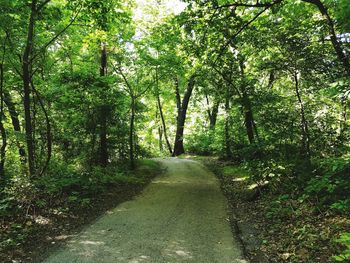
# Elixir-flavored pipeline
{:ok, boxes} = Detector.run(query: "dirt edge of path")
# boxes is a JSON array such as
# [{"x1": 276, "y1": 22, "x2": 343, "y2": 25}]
[
  {"x1": 1, "y1": 161, "x2": 165, "y2": 263},
  {"x1": 198, "y1": 157, "x2": 270, "y2": 263},
  {"x1": 197, "y1": 156, "x2": 349, "y2": 263}
]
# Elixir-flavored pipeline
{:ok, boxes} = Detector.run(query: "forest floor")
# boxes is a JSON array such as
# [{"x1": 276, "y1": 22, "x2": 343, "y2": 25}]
[
  {"x1": 0, "y1": 160, "x2": 162, "y2": 263},
  {"x1": 196, "y1": 156, "x2": 349, "y2": 263},
  {"x1": 39, "y1": 157, "x2": 246, "y2": 262}
]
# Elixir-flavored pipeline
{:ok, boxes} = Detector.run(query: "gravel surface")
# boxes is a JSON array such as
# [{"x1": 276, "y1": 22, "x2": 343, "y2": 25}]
[{"x1": 40, "y1": 158, "x2": 247, "y2": 263}]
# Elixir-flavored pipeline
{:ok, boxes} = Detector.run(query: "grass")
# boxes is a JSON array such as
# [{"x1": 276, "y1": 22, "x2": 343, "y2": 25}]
[{"x1": 222, "y1": 165, "x2": 249, "y2": 179}]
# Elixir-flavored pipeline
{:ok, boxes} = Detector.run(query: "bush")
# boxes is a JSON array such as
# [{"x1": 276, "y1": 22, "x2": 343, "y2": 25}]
[
  {"x1": 302, "y1": 156, "x2": 350, "y2": 211},
  {"x1": 35, "y1": 160, "x2": 141, "y2": 198},
  {"x1": 186, "y1": 130, "x2": 221, "y2": 156},
  {"x1": 332, "y1": 233, "x2": 350, "y2": 262}
]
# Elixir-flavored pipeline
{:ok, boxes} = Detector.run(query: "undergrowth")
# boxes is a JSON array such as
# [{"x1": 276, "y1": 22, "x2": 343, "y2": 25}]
[
  {"x1": 0, "y1": 159, "x2": 161, "y2": 261},
  {"x1": 201, "y1": 157, "x2": 350, "y2": 263}
]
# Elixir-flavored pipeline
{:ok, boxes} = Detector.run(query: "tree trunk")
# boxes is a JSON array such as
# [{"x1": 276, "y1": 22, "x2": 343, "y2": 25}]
[
  {"x1": 172, "y1": 75, "x2": 195, "y2": 156},
  {"x1": 339, "y1": 97, "x2": 348, "y2": 141},
  {"x1": 268, "y1": 70, "x2": 275, "y2": 89},
  {"x1": 0, "y1": 62, "x2": 6, "y2": 178},
  {"x1": 157, "y1": 112, "x2": 163, "y2": 152},
  {"x1": 294, "y1": 72, "x2": 311, "y2": 158},
  {"x1": 0, "y1": 121, "x2": 6, "y2": 179},
  {"x1": 31, "y1": 81, "x2": 51, "y2": 175},
  {"x1": 129, "y1": 97, "x2": 135, "y2": 169},
  {"x1": 239, "y1": 59, "x2": 258, "y2": 144},
  {"x1": 243, "y1": 93, "x2": 255, "y2": 144},
  {"x1": 224, "y1": 92, "x2": 232, "y2": 159},
  {"x1": 3, "y1": 91, "x2": 26, "y2": 160},
  {"x1": 206, "y1": 95, "x2": 219, "y2": 130},
  {"x1": 210, "y1": 102, "x2": 219, "y2": 130},
  {"x1": 155, "y1": 68, "x2": 172, "y2": 155},
  {"x1": 156, "y1": 91, "x2": 172, "y2": 155},
  {"x1": 302, "y1": 0, "x2": 350, "y2": 75},
  {"x1": 99, "y1": 43, "x2": 108, "y2": 166},
  {"x1": 22, "y1": 0, "x2": 37, "y2": 176}
]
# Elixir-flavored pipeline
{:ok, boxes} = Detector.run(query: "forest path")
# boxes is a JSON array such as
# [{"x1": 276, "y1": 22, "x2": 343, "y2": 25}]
[{"x1": 40, "y1": 158, "x2": 246, "y2": 263}]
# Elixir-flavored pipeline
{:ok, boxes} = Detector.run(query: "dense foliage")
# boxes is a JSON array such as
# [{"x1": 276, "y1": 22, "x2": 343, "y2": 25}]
[{"x1": 0, "y1": 0, "x2": 349, "y2": 261}]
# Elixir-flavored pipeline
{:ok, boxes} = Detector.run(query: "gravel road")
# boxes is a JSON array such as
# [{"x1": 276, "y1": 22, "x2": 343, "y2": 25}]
[{"x1": 40, "y1": 158, "x2": 247, "y2": 263}]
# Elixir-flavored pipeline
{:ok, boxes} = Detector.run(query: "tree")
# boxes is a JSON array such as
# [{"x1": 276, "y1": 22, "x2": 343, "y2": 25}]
[{"x1": 173, "y1": 75, "x2": 196, "y2": 156}]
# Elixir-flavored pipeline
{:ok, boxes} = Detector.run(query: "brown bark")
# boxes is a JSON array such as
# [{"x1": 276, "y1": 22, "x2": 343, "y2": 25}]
[
  {"x1": 22, "y1": 0, "x2": 37, "y2": 176},
  {"x1": 294, "y1": 72, "x2": 311, "y2": 158},
  {"x1": 242, "y1": 91, "x2": 255, "y2": 144},
  {"x1": 268, "y1": 71, "x2": 275, "y2": 89},
  {"x1": 205, "y1": 95, "x2": 219, "y2": 130},
  {"x1": 0, "y1": 61, "x2": 6, "y2": 178},
  {"x1": 155, "y1": 69, "x2": 172, "y2": 155},
  {"x1": 31, "y1": 80, "x2": 51, "y2": 175},
  {"x1": 224, "y1": 89, "x2": 232, "y2": 158},
  {"x1": 173, "y1": 75, "x2": 195, "y2": 156},
  {"x1": 216, "y1": 0, "x2": 282, "y2": 9},
  {"x1": 99, "y1": 43, "x2": 109, "y2": 166},
  {"x1": 239, "y1": 60, "x2": 258, "y2": 144},
  {"x1": 129, "y1": 97, "x2": 135, "y2": 169},
  {"x1": 158, "y1": 127, "x2": 163, "y2": 151},
  {"x1": 157, "y1": 109, "x2": 163, "y2": 151},
  {"x1": 157, "y1": 93, "x2": 172, "y2": 155},
  {"x1": 0, "y1": 121, "x2": 6, "y2": 178},
  {"x1": 116, "y1": 66, "x2": 139, "y2": 169}
]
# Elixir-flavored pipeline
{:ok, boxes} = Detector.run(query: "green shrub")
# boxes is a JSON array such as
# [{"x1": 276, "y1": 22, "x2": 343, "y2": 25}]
[
  {"x1": 332, "y1": 233, "x2": 350, "y2": 262},
  {"x1": 0, "y1": 197, "x2": 16, "y2": 217},
  {"x1": 302, "y1": 156, "x2": 350, "y2": 210},
  {"x1": 186, "y1": 130, "x2": 221, "y2": 156},
  {"x1": 267, "y1": 194, "x2": 295, "y2": 219}
]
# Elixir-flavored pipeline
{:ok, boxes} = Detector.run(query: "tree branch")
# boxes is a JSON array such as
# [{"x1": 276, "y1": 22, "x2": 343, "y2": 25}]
[
  {"x1": 211, "y1": 64, "x2": 242, "y2": 98},
  {"x1": 113, "y1": 63, "x2": 133, "y2": 95},
  {"x1": 214, "y1": 6, "x2": 270, "y2": 64},
  {"x1": 31, "y1": 5, "x2": 82, "y2": 62},
  {"x1": 215, "y1": 2, "x2": 275, "y2": 9},
  {"x1": 36, "y1": 0, "x2": 52, "y2": 12},
  {"x1": 175, "y1": 77, "x2": 181, "y2": 111},
  {"x1": 301, "y1": 0, "x2": 350, "y2": 75},
  {"x1": 30, "y1": 80, "x2": 52, "y2": 176}
]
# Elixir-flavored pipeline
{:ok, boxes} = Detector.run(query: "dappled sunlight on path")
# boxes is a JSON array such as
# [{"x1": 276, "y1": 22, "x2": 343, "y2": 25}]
[{"x1": 41, "y1": 158, "x2": 246, "y2": 263}]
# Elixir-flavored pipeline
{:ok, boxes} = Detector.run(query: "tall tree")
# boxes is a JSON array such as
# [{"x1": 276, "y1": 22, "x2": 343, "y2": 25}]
[{"x1": 173, "y1": 75, "x2": 196, "y2": 156}]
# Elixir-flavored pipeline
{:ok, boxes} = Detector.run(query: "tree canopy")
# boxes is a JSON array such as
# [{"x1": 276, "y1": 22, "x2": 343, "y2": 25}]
[{"x1": 0, "y1": 0, "x2": 350, "y2": 261}]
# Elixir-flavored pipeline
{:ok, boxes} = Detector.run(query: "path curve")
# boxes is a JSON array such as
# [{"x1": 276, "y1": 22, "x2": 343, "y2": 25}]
[{"x1": 40, "y1": 158, "x2": 247, "y2": 263}]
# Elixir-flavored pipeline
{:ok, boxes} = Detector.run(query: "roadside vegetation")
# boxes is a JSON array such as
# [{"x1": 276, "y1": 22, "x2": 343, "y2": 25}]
[
  {"x1": 198, "y1": 157, "x2": 349, "y2": 263},
  {"x1": 0, "y1": 0, "x2": 349, "y2": 262},
  {"x1": 0, "y1": 159, "x2": 161, "y2": 262}
]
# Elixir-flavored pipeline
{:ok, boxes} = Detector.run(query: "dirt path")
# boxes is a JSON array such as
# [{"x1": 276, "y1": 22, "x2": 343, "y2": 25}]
[{"x1": 40, "y1": 158, "x2": 247, "y2": 263}]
